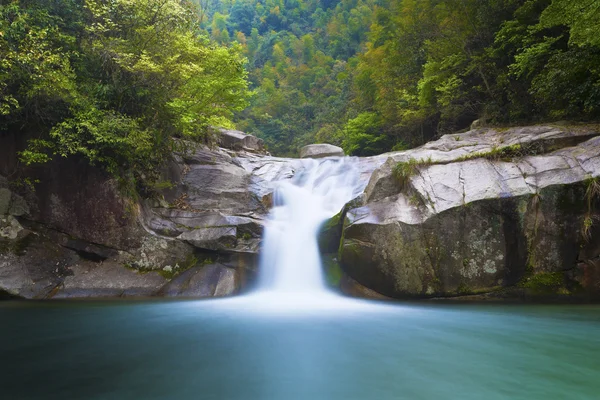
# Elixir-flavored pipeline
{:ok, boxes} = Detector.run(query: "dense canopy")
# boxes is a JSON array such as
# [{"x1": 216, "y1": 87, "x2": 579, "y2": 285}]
[
  {"x1": 0, "y1": 0, "x2": 250, "y2": 190},
  {"x1": 203, "y1": 0, "x2": 600, "y2": 156},
  {"x1": 2, "y1": 0, "x2": 599, "y2": 165}
]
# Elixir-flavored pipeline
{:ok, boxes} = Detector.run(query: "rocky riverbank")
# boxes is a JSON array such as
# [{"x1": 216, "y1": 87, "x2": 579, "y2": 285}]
[
  {"x1": 326, "y1": 124, "x2": 600, "y2": 301},
  {"x1": 2, "y1": 124, "x2": 600, "y2": 301},
  {"x1": 0, "y1": 129, "x2": 380, "y2": 299}
]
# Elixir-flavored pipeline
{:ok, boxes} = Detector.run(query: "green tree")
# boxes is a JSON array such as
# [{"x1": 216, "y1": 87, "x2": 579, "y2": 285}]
[{"x1": 1, "y1": 0, "x2": 250, "y2": 192}]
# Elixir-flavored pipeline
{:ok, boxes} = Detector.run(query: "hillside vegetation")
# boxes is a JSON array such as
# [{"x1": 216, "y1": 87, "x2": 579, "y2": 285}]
[
  {"x1": 203, "y1": 0, "x2": 600, "y2": 156},
  {"x1": 0, "y1": 0, "x2": 250, "y2": 191}
]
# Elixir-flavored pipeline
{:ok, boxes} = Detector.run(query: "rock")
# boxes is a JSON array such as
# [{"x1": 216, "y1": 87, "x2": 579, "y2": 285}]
[
  {"x1": 318, "y1": 212, "x2": 343, "y2": 254},
  {"x1": 8, "y1": 193, "x2": 29, "y2": 216},
  {"x1": 0, "y1": 185, "x2": 29, "y2": 217},
  {"x1": 300, "y1": 144, "x2": 345, "y2": 158},
  {"x1": 339, "y1": 125, "x2": 600, "y2": 299},
  {"x1": 7, "y1": 121, "x2": 597, "y2": 302},
  {"x1": 0, "y1": 188, "x2": 10, "y2": 215},
  {"x1": 183, "y1": 161, "x2": 264, "y2": 214},
  {"x1": 30, "y1": 157, "x2": 143, "y2": 250},
  {"x1": 0, "y1": 233, "x2": 77, "y2": 299},
  {"x1": 0, "y1": 215, "x2": 26, "y2": 241},
  {"x1": 123, "y1": 235, "x2": 195, "y2": 271},
  {"x1": 160, "y1": 263, "x2": 238, "y2": 297},
  {"x1": 339, "y1": 274, "x2": 391, "y2": 300},
  {"x1": 215, "y1": 127, "x2": 266, "y2": 154},
  {"x1": 470, "y1": 119, "x2": 485, "y2": 129},
  {"x1": 178, "y1": 226, "x2": 238, "y2": 251},
  {"x1": 53, "y1": 262, "x2": 167, "y2": 298}
]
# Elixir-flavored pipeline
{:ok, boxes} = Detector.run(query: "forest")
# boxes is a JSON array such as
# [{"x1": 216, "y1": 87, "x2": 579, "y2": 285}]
[
  {"x1": 203, "y1": 0, "x2": 600, "y2": 156},
  {"x1": 0, "y1": 0, "x2": 250, "y2": 192},
  {"x1": 1, "y1": 0, "x2": 600, "y2": 169}
]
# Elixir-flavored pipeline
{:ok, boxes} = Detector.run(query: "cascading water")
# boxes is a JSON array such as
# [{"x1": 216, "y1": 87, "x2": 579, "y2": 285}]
[
  {"x1": 219, "y1": 155, "x2": 387, "y2": 313},
  {"x1": 254, "y1": 157, "x2": 362, "y2": 301}
]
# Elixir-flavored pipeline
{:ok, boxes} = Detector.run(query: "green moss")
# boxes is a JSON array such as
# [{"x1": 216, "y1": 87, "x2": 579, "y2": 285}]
[
  {"x1": 124, "y1": 253, "x2": 205, "y2": 280},
  {"x1": 0, "y1": 234, "x2": 35, "y2": 256},
  {"x1": 342, "y1": 241, "x2": 363, "y2": 260},
  {"x1": 455, "y1": 144, "x2": 530, "y2": 162},
  {"x1": 392, "y1": 157, "x2": 432, "y2": 188},
  {"x1": 322, "y1": 212, "x2": 341, "y2": 231},
  {"x1": 519, "y1": 272, "x2": 566, "y2": 293},
  {"x1": 409, "y1": 192, "x2": 424, "y2": 206},
  {"x1": 392, "y1": 158, "x2": 418, "y2": 188},
  {"x1": 237, "y1": 231, "x2": 252, "y2": 240},
  {"x1": 456, "y1": 282, "x2": 471, "y2": 295},
  {"x1": 337, "y1": 215, "x2": 351, "y2": 260},
  {"x1": 322, "y1": 255, "x2": 343, "y2": 287}
]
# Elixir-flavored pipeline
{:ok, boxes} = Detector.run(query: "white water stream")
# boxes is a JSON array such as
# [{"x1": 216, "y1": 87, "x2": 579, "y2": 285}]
[
  {"x1": 234, "y1": 157, "x2": 375, "y2": 312},
  {"x1": 215, "y1": 156, "x2": 390, "y2": 314},
  {"x1": 258, "y1": 157, "x2": 361, "y2": 294}
]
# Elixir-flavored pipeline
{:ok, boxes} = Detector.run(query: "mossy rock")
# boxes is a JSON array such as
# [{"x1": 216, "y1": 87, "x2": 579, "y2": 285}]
[
  {"x1": 318, "y1": 212, "x2": 343, "y2": 254},
  {"x1": 322, "y1": 254, "x2": 343, "y2": 288}
]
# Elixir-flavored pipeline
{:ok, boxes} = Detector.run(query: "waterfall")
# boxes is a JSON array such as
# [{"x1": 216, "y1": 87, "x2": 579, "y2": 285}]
[{"x1": 256, "y1": 157, "x2": 361, "y2": 296}]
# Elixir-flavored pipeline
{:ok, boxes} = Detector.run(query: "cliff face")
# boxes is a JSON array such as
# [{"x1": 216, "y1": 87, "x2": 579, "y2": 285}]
[
  {"x1": 3, "y1": 125, "x2": 600, "y2": 301},
  {"x1": 0, "y1": 130, "x2": 290, "y2": 299},
  {"x1": 332, "y1": 125, "x2": 600, "y2": 300},
  {"x1": 0, "y1": 128, "x2": 381, "y2": 299}
]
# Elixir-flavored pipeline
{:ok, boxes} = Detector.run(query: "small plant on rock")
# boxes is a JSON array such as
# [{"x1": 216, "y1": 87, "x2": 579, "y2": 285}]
[
  {"x1": 392, "y1": 158, "x2": 419, "y2": 189},
  {"x1": 582, "y1": 176, "x2": 600, "y2": 241}
]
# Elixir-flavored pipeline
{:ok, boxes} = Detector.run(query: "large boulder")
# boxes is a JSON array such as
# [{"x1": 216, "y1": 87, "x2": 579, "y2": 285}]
[
  {"x1": 338, "y1": 125, "x2": 600, "y2": 300},
  {"x1": 27, "y1": 158, "x2": 143, "y2": 250},
  {"x1": 300, "y1": 144, "x2": 345, "y2": 158},
  {"x1": 0, "y1": 135, "x2": 292, "y2": 299},
  {"x1": 214, "y1": 127, "x2": 266, "y2": 154},
  {"x1": 160, "y1": 263, "x2": 239, "y2": 297},
  {"x1": 52, "y1": 261, "x2": 168, "y2": 299}
]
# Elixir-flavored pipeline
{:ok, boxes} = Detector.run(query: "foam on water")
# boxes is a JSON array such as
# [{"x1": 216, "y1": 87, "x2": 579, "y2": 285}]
[
  {"x1": 210, "y1": 156, "x2": 396, "y2": 315},
  {"x1": 257, "y1": 157, "x2": 360, "y2": 294}
]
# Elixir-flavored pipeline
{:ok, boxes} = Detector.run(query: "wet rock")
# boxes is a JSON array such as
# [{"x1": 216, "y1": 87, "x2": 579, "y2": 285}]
[
  {"x1": 470, "y1": 119, "x2": 485, "y2": 129},
  {"x1": 339, "y1": 125, "x2": 600, "y2": 299},
  {"x1": 0, "y1": 188, "x2": 10, "y2": 215},
  {"x1": 53, "y1": 262, "x2": 167, "y2": 298},
  {"x1": 0, "y1": 234, "x2": 76, "y2": 299},
  {"x1": 0, "y1": 215, "x2": 26, "y2": 241},
  {"x1": 300, "y1": 144, "x2": 345, "y2": 158},
  {"x1": 178, "y1": 226, "x2": 238, "y2": 251},
  {"x1": 339, "y1": 274, "x2": 391, "y2": 300},
  {"x1": 8, "y1": 193, "x2": 29, "y2": 216},
  {"x1": 160, "y1": 263, "x2": 238, "y2": 297},
  {"x1": 30, "y1": 158, "x2": 143, "y2": 250},
  {"x1": 124, "y1": 235, "x2": 195, "y2": 271},
  {"x1": 215, "y1": 127, "x2": 266, "y2": 154}
]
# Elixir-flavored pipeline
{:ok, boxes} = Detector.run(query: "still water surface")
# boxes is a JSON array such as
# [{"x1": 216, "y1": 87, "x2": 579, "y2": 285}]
[{"x1": 1, "y1": 298, "x2": 599, "y2": 400}]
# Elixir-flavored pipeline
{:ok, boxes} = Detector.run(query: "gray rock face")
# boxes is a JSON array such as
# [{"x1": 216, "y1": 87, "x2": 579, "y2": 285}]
[
  {"x1": 338, "y1": 125, "x2": 600, "y2": 299},
  {"x1": 0, "y1": 215, "x2": 26, "y2": 241},
  {"x1": 0, "y1": 128, "x2": 299, "y2": 299},
  {"x1": 4, "y1": 124, "x2": 599, "y2": 301},
  {"x1": 160, "y1": 264, "x2": 238, "y2": 297},
  {"x1": 0, "y1": 137, "x2": 274, "y2": 298},
  {"x1": 53, "y1": 262, "x2": 168, "y2": 299},
  {"x1": 0, "y1": 188, "x2": 10, "y2": 215},
  {"x1": 28, "y1": 158, "x2": 142, "y2": 250},
  {"x1": 300, "y1": 144, "x2": 345, "y2": 158},
  {"x1": 215, "y1": 127, "x2": 266, "y2": 154},
  {"x1": 0, "y1": 186, "x2": 29, "y2": 217}
]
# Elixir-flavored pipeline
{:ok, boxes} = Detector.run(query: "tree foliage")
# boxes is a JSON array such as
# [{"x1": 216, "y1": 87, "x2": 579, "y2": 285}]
[
  {"x1": 205, "y1": 0, "x2": 600, "y2": 156},
  {"x1": 0, "y1": 0, "x2": 250, "y2": 190}
]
